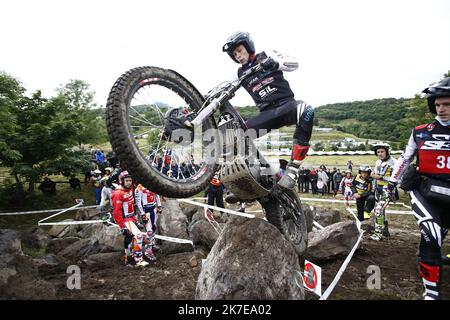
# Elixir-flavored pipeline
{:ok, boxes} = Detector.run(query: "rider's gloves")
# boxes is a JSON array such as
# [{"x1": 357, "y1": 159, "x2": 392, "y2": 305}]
[
  {"x1": 261, "y1": 57, "x2": 279, "y2": 71},
  {"x1": 387, "y1": 182, "x2": 397, "y2": 202}
]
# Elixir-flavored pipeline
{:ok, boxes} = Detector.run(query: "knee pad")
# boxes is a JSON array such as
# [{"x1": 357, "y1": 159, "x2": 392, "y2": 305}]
[{"x1": 418, "y1": 260, "x2": 441, "y2": 283}]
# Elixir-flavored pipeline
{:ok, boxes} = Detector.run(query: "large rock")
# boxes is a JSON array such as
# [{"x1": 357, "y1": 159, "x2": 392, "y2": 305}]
[
  {"x1": 21, "y1": 227, "x2": 51, "y2": 250},
  {"x1": 179, "y1": 203, "x2": 200, "y2": 222},
  {"x1": 196, "y1": 217, "x2": 304, "y2": 300},
  {"x1": 313, "y1": 207, "x2": 341, "y2": 227},
  {"x1": 188, "y1": 219, "x2": 223, "y2": 250},
  {"x1": 0, "y1": 229, "x2": 22, "y2": 256},
  {"x1": 84, "y1": 252, "x2": 123, "y2": 268},
  {"x1": 47, "y1": 219, "x2": 79, "y2": 238},
  {"x1": 78, "y1": 223, "x2": 122, "y2": 251},
  {"x1": 47, "y1": 237, "x2": 81, "y2": 254},
  {"x1": 158, "y1": 200, "x2": 193, "y2": 255},
  {"x1": 58, "y1": 238, "x2": 102, "y2": 262},
  {"x1": 306, "y1": 220, "x2": 360, "y2": 260},
  {"x1": 75, "y1": 208, "x2": 100, "y2": 221},
  {"x1": 301, "y1": 204, "x2": 315, "y2": 233}
]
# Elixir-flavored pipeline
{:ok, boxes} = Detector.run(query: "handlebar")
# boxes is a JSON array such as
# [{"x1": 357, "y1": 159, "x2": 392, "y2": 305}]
[{"x1": 189, "y1": 63, "x2": 264, "y2": 126}]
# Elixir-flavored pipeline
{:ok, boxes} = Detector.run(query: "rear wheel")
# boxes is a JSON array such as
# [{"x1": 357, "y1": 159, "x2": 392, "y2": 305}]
[
  {"x1": 106, "y1": 66, "x2": 219, "y2": 198},
  {"x1": 262, "y1": 188, "x2": 308, "y2": 256}
]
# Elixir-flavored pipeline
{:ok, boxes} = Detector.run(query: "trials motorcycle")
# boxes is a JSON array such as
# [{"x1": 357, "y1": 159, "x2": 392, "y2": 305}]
[{"x1": 105, "y1": 61, "x2": 307, "y2": 255}]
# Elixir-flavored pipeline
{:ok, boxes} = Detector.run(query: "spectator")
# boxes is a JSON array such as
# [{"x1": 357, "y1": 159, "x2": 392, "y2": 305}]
[
  {"x1": 69, "y1": 175, "x2": 81, "y2": 190},
  {"x1": 91, "y1": 169, "x2": 103, "y2": 205},
  {"x1": 326, "y1": 168, "x2": 333, "y2": 194},
  {"x1": 206, "y1": 172, "x2": 225, "y2": 212},
  {"x1": 332, "y1": 169, "x2": 343, "y2": 196},
  {"x1": 38, "y1": 177, "x2": 56, "y2": 195},
  {"x1": 95, "y1": 149, "x2": 106, "y2": 170},
  {"x1": 277, "y1": 159, "x2": 288, "y2": 180},
  {"x1": 318, "y1": 168, "x2": 329, "y2": 194},
  {"x1": 308, "y1": 168, "x2": 318, "y2": 194},
  {"x1": 347, "y1": 160, "x2": 353, "y2": 171},
  {"x1": 303, "y1": 167, "x2": 311, "y2": 193},
  {"x1": 297, "y1": 167, "x2": 308, "y2": 193}
]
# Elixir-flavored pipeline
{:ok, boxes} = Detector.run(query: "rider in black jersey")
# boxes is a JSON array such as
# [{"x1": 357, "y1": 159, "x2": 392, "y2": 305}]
[{"x1": 222, "y1": 31, "x2": 314, "y2": 198}]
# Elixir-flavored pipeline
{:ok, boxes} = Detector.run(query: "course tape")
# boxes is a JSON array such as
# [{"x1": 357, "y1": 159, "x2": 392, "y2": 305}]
[
  {"x1": 106, "y1": 221, "x2": 193, "y2": 245},
  {"x1": 319, "y1": 207, "x2": 364, "y2": 300},
  {"x1": 177, "y1": 199, "x2": 256, "y2": 218},
  {"x1": 38, "y1": 200, "x2": 85, "y2": 226},
  {"x1": 299, "y1": 197, "x2": 412, "y2": 215},
  {"x1": 0, "y1": 205, "x2": 97, "y2": 216}
]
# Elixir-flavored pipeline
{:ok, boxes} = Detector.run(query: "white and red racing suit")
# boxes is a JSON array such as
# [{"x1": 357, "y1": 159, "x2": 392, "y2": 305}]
[
  {"x1": 135, "y1": 184, "x2": 161, "y2": 235},
  {"x1": 389, "y1": 119, "x2": 450, "y2": 300},
  {"x1": 339, "y1": 176, "x2": 354, "y2": 207},
  {"x1": 112, "y1": 186, "x2": 151, "y2": 263}
]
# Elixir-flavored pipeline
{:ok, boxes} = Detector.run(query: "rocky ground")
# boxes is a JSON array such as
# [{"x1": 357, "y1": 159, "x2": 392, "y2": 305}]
[{"x1": 0, "y1": 198, "x2": 449, "y2": 300}]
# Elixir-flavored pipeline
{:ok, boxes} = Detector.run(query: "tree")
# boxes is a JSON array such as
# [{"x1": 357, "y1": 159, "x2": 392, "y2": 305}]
[
  {"x1": 0, "y1": 73, "x2": 92, "y2": 197},
  {"x1": 56, "y1": 79, "x2": 108, "y2": 146}
]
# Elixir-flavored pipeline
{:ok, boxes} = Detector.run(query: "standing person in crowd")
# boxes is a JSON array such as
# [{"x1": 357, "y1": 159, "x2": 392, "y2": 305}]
[
  {"x1": 347, "y1": 159, "x2": 353, "y2": 172},
  {"x1": 387, "y1": 77, "x2": 450, "y2": 300},
  {"x1": 326, "y1": 168, "x2": 333, "y2": 194},
  {"x1": 309, "y1": 168, "x2": 318, "y2": 194},
  {"x1": 69, "y1": 175, "x2": 81, "y2": 190},
  {"x1": 277, "y1": 159, "x2": 288, "y2": 180},
  {"x1": 91, "y1": 169, "x2": 103, "y2": 205},
  {"x1": 303, "y1": 166, "x2": 311, "y2": 193},
  {"x1": 351, "y1": 165, "x2": 375, "y2": 221},
  {"x1": 330, "y1": 167, "x2": 338, "y2": 194},
  {"x1": 38, "y1": 177, "x2": 56, "y2": 195},
  {"x1": 318, "y1": 167, "x2": 329, "y2": 194},
  {"x1": 333, "y1": 169, "x2": 343, "y2": 197},
  {"x1": 206, "y1": 172, "x2": 225, "y2": 213},
  {"x1": 135, "y1": 183, "x2": 161, "y2": 259},
  {"x1": 298, "y1": 167, "x2": 308, "y2": 193},
  {"x1": 112, "y1": 171, "x2": 152, "y2": 267},
  {"x1": 95, "y1": 149, "x2": 106, "y2": 170},
  {"x1": 99, "y1": 177, "x2": 113, "y2": 220},
  {"x1": 338, "y1": 169, "x2": 354, "y2": 208},
  {"x1": 370, "y1": 142, "x2": 398, "y2": 240}
]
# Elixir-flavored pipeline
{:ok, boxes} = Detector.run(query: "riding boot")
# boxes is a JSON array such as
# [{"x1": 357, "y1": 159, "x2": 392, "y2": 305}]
[
  {"x1": 419, "y1": 261, "x2": 441, "y2": 300},
  {"x1": 278, "y1": 144, "x2": 309, "y2": 190}
]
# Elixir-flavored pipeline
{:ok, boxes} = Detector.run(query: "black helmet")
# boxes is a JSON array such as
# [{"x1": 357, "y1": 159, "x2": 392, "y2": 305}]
[
  {"x1": 372, "y1": 142, "x2": 390, "y2": 158},
  {"x1": 222, "y1": 31, "x2": 255, "y2": 63},
  {"x1": 422, "y1": 77, "x2": 450, "y2": 114}
]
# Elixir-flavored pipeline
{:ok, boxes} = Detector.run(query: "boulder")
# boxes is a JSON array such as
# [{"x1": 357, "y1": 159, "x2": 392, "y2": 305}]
[
  {"x1": 75, "y1": 208, "x2": 100, "y2": 221},
  {"x1": 0, "y1": 229, "x2": 22, "y2": 256},
  {"x1": 33, "y1": 254, "x2": 65, "y2": 276},
  {"x1": 47, "y1": 237, "x2": 81, "y2": 254},
  {"x1": 188, "y1": 219, "x2": 223, "y2": 250},
  {"x1": 58, "y1": 238, "x2": 102, "y2": 262},
  {"x1": 313, "y1": 207, "x2": 341, "y2": 227},
  {"x1": 47, "y1": 219, "x2": 79, "y2": 238},
  {"x1": 306, "y1": 220, "x2": 360, "y2": 260},
  {"x1": 78, "y1": 223, "x2": 122, "y2": 251},
  {"x1": 84, "y1": 252, "x2": 123, "y2": 268},
  {"x1": 179, "y1": 203, "x2": 200, "y2": 222},
  {"x1": 21, "y1": 227, "x2": 51, "y2": 250},
  {"x1": 158, "y1": 200, "x2": 193, "y2": 255},
  {"x1": 301, "y1": 204, "x2": 315, "y2": 233},
  {"x1": 196, "y1": 216, "x2": 304, "y2": 300}
]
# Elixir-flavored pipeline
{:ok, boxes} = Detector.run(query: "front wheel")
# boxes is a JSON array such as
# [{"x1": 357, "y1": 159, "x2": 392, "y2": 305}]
[
  {"x1": 262, "y1": 188, "x2": 308, "y2": 256},
  {"x1": 106, "y1": 66, "x2": 220, "y2": 198}
]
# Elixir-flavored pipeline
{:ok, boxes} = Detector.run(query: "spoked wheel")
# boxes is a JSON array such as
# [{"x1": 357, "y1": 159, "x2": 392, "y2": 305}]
[
  {"x1": 106, "y1": 66, "x2": 220, "y2": 198},
  {"x1": 262, "y1": 187, "x2": 308, "y2": 256}
]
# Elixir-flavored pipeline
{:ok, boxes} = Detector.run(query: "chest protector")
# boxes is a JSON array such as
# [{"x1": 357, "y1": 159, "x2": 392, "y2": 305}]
[
  {"x1": 354, "y1": 174, "x2": 373, "y2": 195},
  {"x1": 414, "y1": 122, "x2": 450, "y2": 179},
  {"x1": 238, "y1": 52, "x2": 295, "y2": 111}
]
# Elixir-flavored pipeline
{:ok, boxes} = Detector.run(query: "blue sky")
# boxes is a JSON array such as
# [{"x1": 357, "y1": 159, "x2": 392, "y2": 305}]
[{"x1": 1, "y1": 0, "x2": 449, "y2": 108}]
